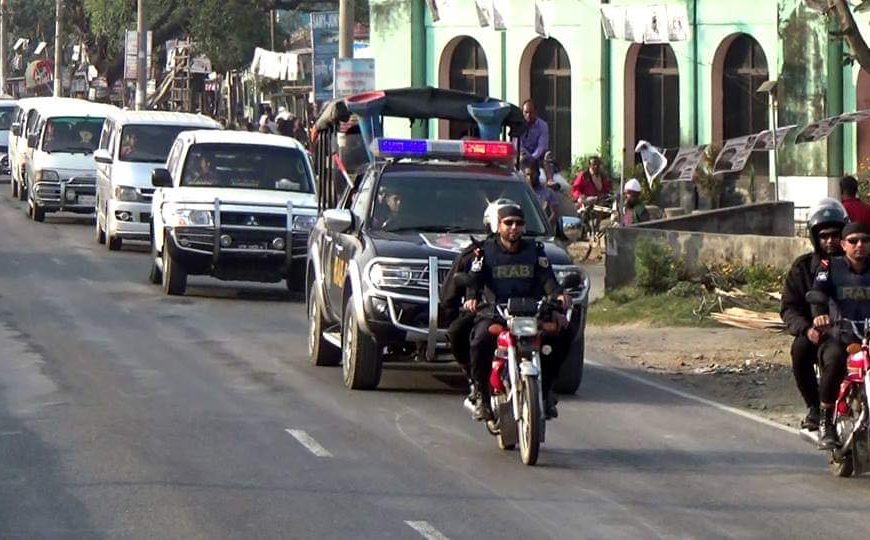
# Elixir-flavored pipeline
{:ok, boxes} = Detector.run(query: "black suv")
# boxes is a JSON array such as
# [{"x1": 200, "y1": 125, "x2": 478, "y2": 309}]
[{"x1": 306, "y1": 159, "x2": 590, "y2": 392}]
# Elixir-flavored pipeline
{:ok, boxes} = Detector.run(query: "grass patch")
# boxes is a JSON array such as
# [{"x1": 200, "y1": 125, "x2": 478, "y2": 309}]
[{"x1": 588, "y1": 287, "x2": 719, "y2": 327}]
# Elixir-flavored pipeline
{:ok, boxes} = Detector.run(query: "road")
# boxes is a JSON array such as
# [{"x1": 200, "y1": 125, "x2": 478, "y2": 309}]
[{"x1": 0, "y1": 182, "x2": 866, "y2": 538}]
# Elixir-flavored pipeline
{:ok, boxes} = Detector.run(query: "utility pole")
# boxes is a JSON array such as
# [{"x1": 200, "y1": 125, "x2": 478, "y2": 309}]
[
  {"x1": 135, "y1": 0, "x2": 147, "y2": 110},
  {"x1": 54, "y1": 0, "x2": 62, "y2": 96},
  {"x1": 338, "y1": 0, "x2": 354, "y2": 58},
  {"x1": 0, "y1": 0, "x2": 7, "y2": 95}
]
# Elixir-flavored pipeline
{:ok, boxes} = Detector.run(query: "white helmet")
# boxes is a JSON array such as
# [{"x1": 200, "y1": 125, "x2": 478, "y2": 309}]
[
  {"x1": 483, "y1": 198, "x2": 522, "y2": 234},
  {"x1": 624, "y1": 178, "x2": 642, "y2": 193}
]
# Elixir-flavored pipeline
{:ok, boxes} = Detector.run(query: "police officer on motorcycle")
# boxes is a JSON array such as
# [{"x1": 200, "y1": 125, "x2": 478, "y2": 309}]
[
  {"x1": 780, "y1": 198, "x2": 847, "y2": 431},
  {"x1": 811, "y1": 222, "x2": 870, "y2": 449},
  {"x1": 461, "y1": 200, "x2": 570, "y2": 421}
]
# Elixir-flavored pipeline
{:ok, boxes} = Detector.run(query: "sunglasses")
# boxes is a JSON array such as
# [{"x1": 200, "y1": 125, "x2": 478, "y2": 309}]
[
  {"x1": 502, "y1": 219, "x2": 525, "y2": 227},
  {"x1": 845, "y1": 236, "x2": 870, "y2": 245}
]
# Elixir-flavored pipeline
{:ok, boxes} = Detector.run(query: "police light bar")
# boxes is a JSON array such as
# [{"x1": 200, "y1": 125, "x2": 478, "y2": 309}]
[{"x1": 372, "y1": 138, "x2": 515, "y2": 162}]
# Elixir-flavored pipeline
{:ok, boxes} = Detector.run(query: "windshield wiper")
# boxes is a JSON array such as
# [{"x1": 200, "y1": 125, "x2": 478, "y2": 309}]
[{"x1": 382, "y1": 225, "x2": 482, "y2": 234}]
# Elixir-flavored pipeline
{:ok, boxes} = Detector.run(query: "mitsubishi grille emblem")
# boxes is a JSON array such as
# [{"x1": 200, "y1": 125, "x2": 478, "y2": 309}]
[{"x1": 245, "y1": 215, "x2": 259, "y2": 226}]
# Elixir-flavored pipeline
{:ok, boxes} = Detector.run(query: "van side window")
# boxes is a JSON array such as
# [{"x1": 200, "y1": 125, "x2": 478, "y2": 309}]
[
  {"x1": 25, "y1": 111, "x2": 39, "y2": 136},
  {"x1": 166, "y1": 139, "x2": 183, "y2": 177},
  {"x1": 107, "y1": 124, "x2": 117, "y2": 157},
  {"x1": 98, "y1": 120, "x2": 112, "y2": 152}
]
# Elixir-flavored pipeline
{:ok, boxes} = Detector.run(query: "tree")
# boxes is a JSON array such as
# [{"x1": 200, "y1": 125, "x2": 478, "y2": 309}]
[{"x1": 817, "y1": 0, "x2": 870, "y2": 70}]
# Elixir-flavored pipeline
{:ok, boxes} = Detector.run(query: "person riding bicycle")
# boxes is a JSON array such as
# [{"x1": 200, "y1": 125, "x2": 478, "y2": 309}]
[
  {"x1": 571, "y1": 155, "x2": 612, "y2": 204},
  {"x1": 460, "y1": 200, "x2": 570, "y2": 421},
  {"x1": 811, "y1": 222, "x2": 870, "y2": 450},
  {"x1": 780, "y1": 198, "x2": 847, "y2": 432}
]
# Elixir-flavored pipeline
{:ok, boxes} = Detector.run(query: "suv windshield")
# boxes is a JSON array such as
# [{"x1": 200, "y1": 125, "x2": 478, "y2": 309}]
[
  {"x1": 370, "y1": 173, "x2": 550, "y2": 236},
  {"x1": 180, "y1": 143, "x2": 312, "y2": 192},
  {"x1": 0, "y1": 106, "x2": 14, "y2": 130},
  {"x1": 119, "y1": 124, "x2": 203, "y2": 163},
  {"x1": 42, "y1": 117, "x2": 105, "y2": 154}
]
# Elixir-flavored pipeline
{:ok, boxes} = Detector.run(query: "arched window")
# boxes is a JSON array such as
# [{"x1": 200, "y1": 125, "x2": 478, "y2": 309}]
[
  {"x1": 723, "y1": 35, "x2": 768, "y2": 139},
  {"x1": 448, "y1": 37, "x2": 489, "y2": 139},
  {"x1": 530, "y1": 39, "x2": 571, "y2": 166},
  {"x1": 635, "y1": 44, "x2": 680, "y2": 151}
]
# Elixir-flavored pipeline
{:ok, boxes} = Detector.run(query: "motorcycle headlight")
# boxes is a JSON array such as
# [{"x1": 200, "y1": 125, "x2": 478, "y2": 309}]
[
  {"x1": 292, "y1": 214, "x2": 316, "y2": 232},
  {"x1": 114, "y1": 185, "x2": 139, "y2": 202},
  {"x1": 509, "y1": 317, "x2": 538, "y2": 337},
  {"x1": 169, "y1": 208, "x2": 214, "y2": 227},
  {"x1": 368, "y1": 263, "x2": 413, "y2": 288},
  {"x1": 35, "y1": 169, "x2": 59, "y2": 182}
]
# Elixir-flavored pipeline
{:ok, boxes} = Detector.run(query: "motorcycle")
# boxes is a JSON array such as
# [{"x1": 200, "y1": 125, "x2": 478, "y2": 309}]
[
  {"x1": 803, "y1": 291, "x2": 870, "y2": 477},
  {"x1": 458, "y1": 273, "x2": 580, "y2": 466},
  {"x1": 576, "y1": 195, "x2": 617, "y2": 261}
]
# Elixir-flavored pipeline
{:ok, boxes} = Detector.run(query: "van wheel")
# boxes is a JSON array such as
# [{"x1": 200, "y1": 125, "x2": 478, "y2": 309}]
[
  {"x1": 31, "y1": 201, "x2": 45, "y2": 222},
  {"x1": 107, "y1": 234, "x2": 122, "y2": 251},
  {"x1": 95, "y1": 216, "x2": 106, "y2": 244},
  {"x1": 11, "y1": 179, "x2": 17, "y2": 198},
  {"x1": 341, "y1": 298, "x2": 382, "y2": 390},
  {"x1": 148, "y1": 228, "x2": 162, "y2": 284},
  {"x1": 161, "y1": 238, "x2": 187, "y2": 295},
  {"x1": 17, "y1": 180, "x2": 26, "y2": 201}
]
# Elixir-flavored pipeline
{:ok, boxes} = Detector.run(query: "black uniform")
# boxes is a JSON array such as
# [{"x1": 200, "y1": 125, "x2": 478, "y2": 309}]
[
  {"x1": 466, "y1": 236, "x2": 565, "y2": 399},
  {"x1": 441, "y1": 237, "x2": 486, "y2": 371},
  {"x1": 812, "y1": 257, "x2": 870, "y2": 404},
  {"x1": 780, "y1": 252, "x2": 825, "y2": 410}
]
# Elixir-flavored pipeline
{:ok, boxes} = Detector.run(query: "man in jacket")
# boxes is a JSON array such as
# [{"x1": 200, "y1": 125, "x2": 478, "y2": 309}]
[{"x1": 780, "y1": 199, "x2": 848, "y2": 431}]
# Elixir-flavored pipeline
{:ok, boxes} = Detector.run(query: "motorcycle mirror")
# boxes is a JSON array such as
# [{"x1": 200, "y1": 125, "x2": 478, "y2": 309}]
[{"x1": 805, "y1": 290, "x2": 829, "y2": 305}]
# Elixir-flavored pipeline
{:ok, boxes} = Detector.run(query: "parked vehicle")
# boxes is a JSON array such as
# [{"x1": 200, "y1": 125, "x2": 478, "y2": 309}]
[
  {"x1": 22, "y1": 100, "x2": 117, "y2": 222},
  {"x1": 804, "y1": 291, "x2": 870, "y2": 477},
  {"x1": 94, "y1": 110, "x2": 221, "y2": 250},
  {"x1": 307, "y1": 88, "x2": 589, "y2": 392},
  {"x1": 0, "y1": 98, "x2": 17, "y2": 175},
  {"x1": 149, "y1": 130, "x2": 317, "y2": 296}
]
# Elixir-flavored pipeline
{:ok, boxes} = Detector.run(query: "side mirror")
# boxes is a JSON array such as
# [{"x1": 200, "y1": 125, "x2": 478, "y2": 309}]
[
  {"x1": 560, "y1": 216, "x2": 582, "y2": 232},
  {"x1": 805, "y1": 290, "x2": 829, "y2": 305},
  {"x1": 561, "y1": 272, "x2": 583, "y2": 290},
  {"x1": 27, "y1": 134, "x2": 38, "y2": 148},
  {"x1": 151, "y1": 168, "x2": 173, "y2": 188},
  {"x1": 94, "y1": 149, "x2": 113, "y2": 164},
  {"x1": 323, "y1": 208, "x2": 353, "y2": 233},
  {"x1": 11, "y1": 122, "x2": 20, "y2": 136}
]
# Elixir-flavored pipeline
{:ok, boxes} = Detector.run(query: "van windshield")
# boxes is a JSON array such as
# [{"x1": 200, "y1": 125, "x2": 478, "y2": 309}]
[
  {"x1": 43, "y1": 117, "x2": 105, "y2": 154},
  {"x1": 119, "y1": 124, "x2": 204, "y2": 163},
  {"x1": 180, "y1": 143, "x2": 313, "y2": 192}
]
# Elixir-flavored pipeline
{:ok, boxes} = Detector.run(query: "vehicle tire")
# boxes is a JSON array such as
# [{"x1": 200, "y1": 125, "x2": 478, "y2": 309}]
[
  {"x1": 18, "y1": 177, "x2": 26, "y2": 201},
  {"x1": 107, "y1": 234, "x2": 122, "y2": 251},
  {"x1": 95, "y1": 214, "x2": 106, "y2": 244},
  {"x1": 31, "y1": 200, "x2": 45, "y2": 222},
  {"x1": 518, "y1": 375, "x2": 542, "y2": 466},
  {"x1": 286, "y1": 262, "x2": 306, "y2": 293},
  {"x1": 309, "y1": 286, "x2": 340, "y2": 366},
  {"x1": 161, "y1": 238, "x2": 187, "y2": 295},
  {"x1": 148, "y1": 229, "x2": 162, "y2": 284},
  {"x1": 11, "y1": 179, "x2": 17, "y2": 198},
  {"x1": 830, "y1": 451, "x2": 855, "y2": 478},
  {"x1": 341, "y1": 297, "x2": 382, "y2": 390},
  {"x1": 555, "y1": 326, "x2": 585, "y2": 395}
]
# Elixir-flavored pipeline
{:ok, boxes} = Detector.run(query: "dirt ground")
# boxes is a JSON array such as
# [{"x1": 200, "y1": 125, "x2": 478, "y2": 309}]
[{"x1": 588, "y1": 325, "x2": 807, "y2": 428}]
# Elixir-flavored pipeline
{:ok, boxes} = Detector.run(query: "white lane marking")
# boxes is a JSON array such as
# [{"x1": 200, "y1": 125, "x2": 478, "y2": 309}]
[
  {"x1": 50, "y1": 257, "x2": 66, "y2": 266},
  {"x1": 405, "y1": 521, "x2": 450, "y2": 540},
  {"x1": 589, "y1": 360, "x2": 799, "y2": 435},
  {"x1": 284, "y1": 428, "x2": 333, "y2": 457}
]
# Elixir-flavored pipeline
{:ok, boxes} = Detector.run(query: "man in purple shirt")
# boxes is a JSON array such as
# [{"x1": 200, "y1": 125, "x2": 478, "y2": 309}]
[{"x1": 520, "y1": 100, "x2": 549, "y2": 167}]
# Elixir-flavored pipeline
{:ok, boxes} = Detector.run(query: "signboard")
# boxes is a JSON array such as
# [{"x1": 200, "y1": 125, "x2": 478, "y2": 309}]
[
  {"x1": 311, "y1": 11, "x2": 340, "y2": 102},
  {"x1": 753, "y1": 125, "x2": 797, "y2": 151},
  {"x1": 662, "y1": 145, "x2": 706, "y2": 182},
  {"x1": 124, "y1": 30, "x2": 153, "y2": 80},
  {"x1": 713, "y1": 134, "x2": 758, "y2": 175},
  {"x1": 333, "y1": 58, "x2": 375, "y2": 98},
  {"x1": 25, "y1": 59, "x2": 54, "y2": 89}
]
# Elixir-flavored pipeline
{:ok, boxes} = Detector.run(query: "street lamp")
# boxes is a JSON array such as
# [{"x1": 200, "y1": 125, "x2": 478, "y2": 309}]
[{"x1": 757, "y1": 79, "x2": 779, "y2": 201}]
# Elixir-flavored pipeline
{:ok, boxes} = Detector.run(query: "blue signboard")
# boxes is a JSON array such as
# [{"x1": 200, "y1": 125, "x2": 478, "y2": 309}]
[{"x1": 310, "y1": 11, "x2": 339, "y2": 102}]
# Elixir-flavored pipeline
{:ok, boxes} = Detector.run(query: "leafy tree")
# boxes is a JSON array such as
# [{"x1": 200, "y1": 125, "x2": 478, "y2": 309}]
[{"x1": 816, "y1": 0, "x2": 870, "y2": 70}]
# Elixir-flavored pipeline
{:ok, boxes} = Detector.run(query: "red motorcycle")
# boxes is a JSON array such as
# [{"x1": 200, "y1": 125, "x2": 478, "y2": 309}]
[{"x1": 803, "y1": 292, "x2": 870, "y2": 477}]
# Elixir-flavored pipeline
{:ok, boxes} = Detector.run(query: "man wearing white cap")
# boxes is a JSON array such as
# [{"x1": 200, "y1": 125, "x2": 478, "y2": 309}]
[{"x1": 622, "y1": 178, "x2": 650, "y2": 226}]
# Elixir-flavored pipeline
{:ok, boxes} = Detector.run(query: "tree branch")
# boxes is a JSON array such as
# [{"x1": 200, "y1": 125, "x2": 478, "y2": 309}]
[{"x1": 829, "y1": 0, "x2": 870, "y2": 71}]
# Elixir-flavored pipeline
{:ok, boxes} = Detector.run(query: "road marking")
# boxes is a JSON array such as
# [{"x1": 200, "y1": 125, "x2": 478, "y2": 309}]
[
  {"x1": 588, "y1": 360, "x2": 799, "y2": 435},
  {"x1": 50, "y1": 257, "x2": 65, "y2": 266},
  {"x1": 405, "y1": 521, "x2": 449, "y2": 540},
  {"x1": 284, "y1": 428, "x2": 333, "y2": 457}
]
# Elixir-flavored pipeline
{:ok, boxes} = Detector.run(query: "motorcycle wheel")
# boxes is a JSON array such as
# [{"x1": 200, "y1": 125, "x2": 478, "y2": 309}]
[
  {"x1": 830, "y1": 411, "x2": 857, "y2": 477},
  {"x1": 518, "y1": 375, "x2": 542, "y2": 466}
]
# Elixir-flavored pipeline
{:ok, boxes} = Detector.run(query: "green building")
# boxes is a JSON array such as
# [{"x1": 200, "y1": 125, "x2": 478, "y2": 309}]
[{"x1": 370, "y1": 0, "x2": 870, "y2": 209}]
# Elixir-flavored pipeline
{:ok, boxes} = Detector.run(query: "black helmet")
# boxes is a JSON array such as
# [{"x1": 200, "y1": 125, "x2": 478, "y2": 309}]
[{"x1": 807, "y1": 198, "x2": 848, "y2": 253}]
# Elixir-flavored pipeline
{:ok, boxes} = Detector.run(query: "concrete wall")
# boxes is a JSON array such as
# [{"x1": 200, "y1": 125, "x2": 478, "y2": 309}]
[
  {"x1": 635, "y1": 201, "x2": 796, "y2": 237},
  {"x1": 604, "y1": 227, "x2": 808, "y2": 291}
]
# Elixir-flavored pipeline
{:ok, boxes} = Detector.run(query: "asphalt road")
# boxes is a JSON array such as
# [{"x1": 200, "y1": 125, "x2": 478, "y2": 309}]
[{"x1": 0, "y1": 180, "x2": 866, "y2": 539}]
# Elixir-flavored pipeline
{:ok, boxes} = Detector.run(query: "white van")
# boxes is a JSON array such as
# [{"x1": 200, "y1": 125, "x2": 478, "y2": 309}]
[
  {"x1": 0, "y1": 98, "x2": 17, "y2": 175},
  {"x1": 94, "y1": 110, "x2": 221, "y2": 250},
  {"x1": 24, "y1": 100, "x2": 117, "y2": 221}
]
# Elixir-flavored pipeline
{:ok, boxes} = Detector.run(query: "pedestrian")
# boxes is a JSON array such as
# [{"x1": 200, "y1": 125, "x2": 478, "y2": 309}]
[
  {"x1": 571, "y1": 155, "x2": 612, "y2": 203},
  {"x1": 519, "y1": 100, "x2": 548, "y2": 168},
  {"x1": 621, "y1": 178, "x2": 650, "y2": 226},
  {"x1": 839, "y1": 175, "x2": 870, "y2": 229},
  {"x1": 525, "y1": 161, "x2": 559, "y2": 227}
]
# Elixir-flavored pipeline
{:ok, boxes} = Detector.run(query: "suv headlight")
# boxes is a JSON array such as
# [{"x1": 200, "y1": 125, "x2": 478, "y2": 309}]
[
  {"x1": 35, "y1": 169, "x2": 59, "y2": 182},
  {"x1": 368, "y1": 262, "x2": 413, "y2": 288},
  {"x1": 114, "y1": 185, "x2": 139, "y2": 202},
  {"x1": 509, "y1": 317, "x2": 538, "y2": 337},
  {"x1": 292, "y1": 214, "x2": 316, "y2": 232},
  {"x1": 168, "y1": 208, "x2": 214, "y2": 227}
]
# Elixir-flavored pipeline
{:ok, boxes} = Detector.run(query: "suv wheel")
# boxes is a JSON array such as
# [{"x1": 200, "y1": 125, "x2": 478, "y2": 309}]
[
  {"x1": 309, "y1": 286, "x2": 340, "y2": 366},
  {"x1": 31, "y1": 199, "x2": 45, "y2": 222},
  {"x1": 162, "y1": 238, "x2": 187, "y2": 295},
  {"x1": 10, "y1": 179, "x2": 17, "y2": 198},
  {"x1": 148, "y1": 227, "x2": 162, "y2": 284},
  {"x1": 95, "y1": 214, "x2": 106, "y2": 244},
  {"x1": 341, "y1": 298, "x2": 382, "y2": 390},
  {"x1": 107, "y1": 234, "x2": 122, "y2": 251}
]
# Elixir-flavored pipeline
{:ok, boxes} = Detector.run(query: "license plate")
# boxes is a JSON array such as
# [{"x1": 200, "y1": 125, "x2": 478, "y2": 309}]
[
  {"x1": 238, "y1": 243, "x2": 266, "y2": 250},
  {"x1": 78, "y1": 195, "x2": 96, "y2": 206}
]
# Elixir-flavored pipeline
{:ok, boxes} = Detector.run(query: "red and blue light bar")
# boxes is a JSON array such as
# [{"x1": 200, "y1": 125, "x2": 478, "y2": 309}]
[{"x1": 372, "y1": 137, "x2": 516, "y2": 162}]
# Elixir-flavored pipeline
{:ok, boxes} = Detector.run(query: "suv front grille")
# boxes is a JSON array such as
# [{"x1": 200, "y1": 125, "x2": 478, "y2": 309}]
[{"x1": 221, "y1": 211, "x2": 285, "y2": 228}]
